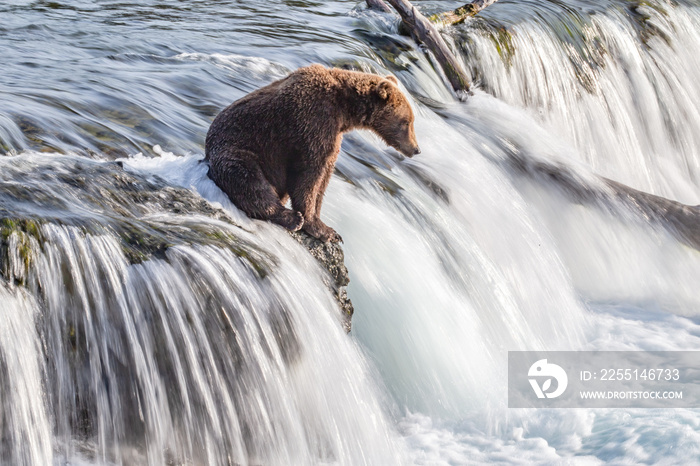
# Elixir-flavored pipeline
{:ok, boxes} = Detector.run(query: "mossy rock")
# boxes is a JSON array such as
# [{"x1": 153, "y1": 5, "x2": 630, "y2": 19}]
[
  {"x1": 0, "y1": 155, "x2": 272, "y2": 273},
  {"x1": 0, "y1": 154, "x2": 354, "y2": 329},
  {"x1": 0, "y1": 219, "x2": 44, "y2": 286}
]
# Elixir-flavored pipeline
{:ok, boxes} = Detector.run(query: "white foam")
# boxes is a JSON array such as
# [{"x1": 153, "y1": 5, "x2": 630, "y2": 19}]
[{"x1": 175, "y1": 52, "x2": 289, "y2": 79}]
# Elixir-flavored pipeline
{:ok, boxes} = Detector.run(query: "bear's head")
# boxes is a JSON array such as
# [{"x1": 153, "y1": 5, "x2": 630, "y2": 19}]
[{"x1": 369, "y1": 76, "x2": 421, "y2": 157}]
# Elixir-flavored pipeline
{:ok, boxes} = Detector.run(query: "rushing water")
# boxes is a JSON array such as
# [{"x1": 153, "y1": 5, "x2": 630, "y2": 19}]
[{"x1": 2, "y1": 0, "x2": 700, "y2": 464}]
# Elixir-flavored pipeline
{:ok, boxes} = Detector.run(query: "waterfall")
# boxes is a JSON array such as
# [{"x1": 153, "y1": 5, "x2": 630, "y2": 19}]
[
  {"x1": 0, "y1": 154, "x2": 407, "y2": 465},
  {"x1": 0, "y1": 285, "x2": 52, "y2": 465},
  {"x1": 2, "y1": 0, "x2": 700, "y2": 463},
  {"x1": 460, "y1": 0, "x2": 700, "y2": 202}
]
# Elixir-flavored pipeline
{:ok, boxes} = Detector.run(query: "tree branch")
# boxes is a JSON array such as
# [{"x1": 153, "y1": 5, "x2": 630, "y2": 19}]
[
  {"x1": 366, "y1": 0, "x2": 471, "y2": 94},
  {"x1": 430, "y1": 0, "x2": 500, "y2": 26},
  {"x1": 366, "y1": 0, "x2": 393, "y2": 14}
]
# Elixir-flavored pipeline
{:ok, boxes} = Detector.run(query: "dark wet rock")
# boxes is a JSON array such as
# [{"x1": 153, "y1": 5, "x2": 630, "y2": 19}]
[
  {"x1": 605, "y1": 178, "x2": 700, "y2": 252},
  {"x1": 0, "y1": 156, "x2": 266, "y2": 268},
  {"x1": 290, "y1": 231, "x2": 354, "y2": 333},
  {"x1": 501, "y1": 144, "x2": 700, "y2": 252}
]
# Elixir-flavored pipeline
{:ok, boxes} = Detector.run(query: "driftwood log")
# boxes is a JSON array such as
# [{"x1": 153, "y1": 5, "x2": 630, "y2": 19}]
[
  {"x1": 367, "y1": 0, "x2": 472, "y2": 94},
  {"x1": 366, "y1": 0, "x2": 700, "y2": 251},
  {"x1": 430, "y1": 0, "x2": 500, "y2": 26},
  {"x1": 366, "y1": 0, "x2": 393, "y2": 13},
  {"x1": 365, "y1": 0, "x2": 500, "y2": 94}
]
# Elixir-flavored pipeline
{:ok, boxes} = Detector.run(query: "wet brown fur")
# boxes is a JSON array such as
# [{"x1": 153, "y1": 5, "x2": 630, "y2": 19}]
[{"x1": 205, "y1": 64, "x2": 420, "y2": 242}]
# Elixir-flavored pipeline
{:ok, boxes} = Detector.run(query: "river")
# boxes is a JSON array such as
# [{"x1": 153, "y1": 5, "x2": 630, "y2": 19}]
[{"x1": 2, "y1": 0, "x2": 700, "y2": 464}]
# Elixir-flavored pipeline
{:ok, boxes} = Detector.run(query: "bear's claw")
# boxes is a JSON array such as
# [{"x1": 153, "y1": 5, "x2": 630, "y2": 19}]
[
  {"x1": 303, "y1": 219, "x2": 342, "y2": 243},
  {"x1": 273, "y1": 210, "x2": 304, "y2": 232},
  {"x1": 319, "y1": 229, "x2": 342, "y2": 243}
]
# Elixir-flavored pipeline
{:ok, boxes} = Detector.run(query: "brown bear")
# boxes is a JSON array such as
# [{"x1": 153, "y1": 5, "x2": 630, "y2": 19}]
[{"x1": 205, "y1": 64, "x2": 420, "y2": 242}]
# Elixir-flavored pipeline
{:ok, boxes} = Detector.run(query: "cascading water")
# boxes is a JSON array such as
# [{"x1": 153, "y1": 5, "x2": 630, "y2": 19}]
[
  {"x1": 0, "y1": 154, "x2": 408, "y2": 465},
  {"x1": 2, "y1": 0, "x2": 700, "y2": 464},
  {"x1": 460, "y1": 1, "x2": 700, "y2": 202}
]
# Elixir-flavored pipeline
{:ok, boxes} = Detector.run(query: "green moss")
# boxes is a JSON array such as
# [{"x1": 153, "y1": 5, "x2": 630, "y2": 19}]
[
  {"x1": 231, "y1": 246, "x2": 270, "y2": 279},
  {"x1": 111, "y1": 218, "x2": 273, "y2": 279},
  {"x1": 117, "y1": 224, "x2": 171, "y2": 265},
  {"x1": 24, "y1": 220, "x2": 41, "y2": 239},
  {"x1": 0, "y1": 219, "x2": 43, "y2": 243},
  {"x1": 624, "y1": 0, "x2": 671, "y2": 47},
  {"x1": 0, "y1": 219, "x2": 16, "y2": 240},
  {"x1": 187, "y1": 224, "x2": 272, "y2": 279},
  {"x1": 18, "y1": 234, "x2": 32, "y2": 271},
  {"x1": 488, "y1": 26, "x2": 515, "y2": 68},
  {"x1": 67, "y1": 325, "x2": 77, "y2": 351},
  {"x1": 429, "y1": 4, "x2": 477, "y2": 27},
  {"x1": 0, "y1": 219, "x2": 44, "y2": 286},
  {"x1": 1, "y1": 161, "x2": 276, "y2": 283}
]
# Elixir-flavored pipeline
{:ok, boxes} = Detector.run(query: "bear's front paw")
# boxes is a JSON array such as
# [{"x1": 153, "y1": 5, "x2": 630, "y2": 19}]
[
  {"x1": 272, "y1": 210, "x2": 304, "y2": 232},
  {"x1": 322, "y1": 228, "x2": 343, "y2": 244},
  {"x1": 303, "y1": 219, "x2": 343, "y2": 243}
]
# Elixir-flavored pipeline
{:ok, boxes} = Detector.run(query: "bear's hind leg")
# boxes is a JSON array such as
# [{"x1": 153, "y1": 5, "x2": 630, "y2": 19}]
[{"x1": 208, "y1": 152, "x2": 303, "y2": 231}]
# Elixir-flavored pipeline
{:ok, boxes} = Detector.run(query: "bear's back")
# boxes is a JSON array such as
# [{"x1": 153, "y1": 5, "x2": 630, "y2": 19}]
[{"x1": 205, "y1": 65, "x2": 340, "y2": 161}]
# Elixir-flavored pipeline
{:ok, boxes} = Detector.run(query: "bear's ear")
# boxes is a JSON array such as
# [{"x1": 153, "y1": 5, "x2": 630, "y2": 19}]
[
  {"x1": 376, "y1": 80, "x2": 393, "y2": 100},
  {"x1": 385, "y1": 75, "x2": 399, "y2": 85}
]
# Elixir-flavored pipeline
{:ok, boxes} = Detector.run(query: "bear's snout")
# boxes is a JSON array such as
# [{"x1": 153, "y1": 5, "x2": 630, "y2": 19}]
[{"x1": 400, "y1": 143, "x2": 421, "y2": 158}]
